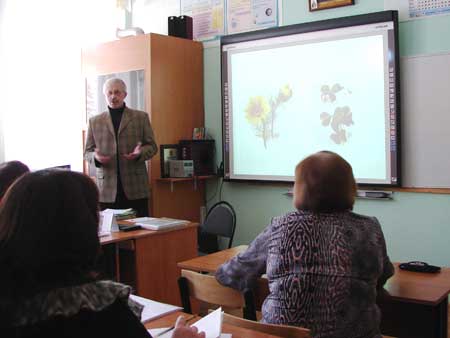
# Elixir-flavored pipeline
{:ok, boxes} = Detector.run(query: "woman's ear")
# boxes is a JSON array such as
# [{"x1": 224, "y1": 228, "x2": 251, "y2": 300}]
[{"x1": 293, "y1": 181, "x2": 304, "y2": 210}]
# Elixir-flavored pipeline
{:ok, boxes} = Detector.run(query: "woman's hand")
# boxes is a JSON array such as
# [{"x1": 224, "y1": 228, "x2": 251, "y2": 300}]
[{"x1": 171, "y1": 316, "x2": 205, "y2": 338}]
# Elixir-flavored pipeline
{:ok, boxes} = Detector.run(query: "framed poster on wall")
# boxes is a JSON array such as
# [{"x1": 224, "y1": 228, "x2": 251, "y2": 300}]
[{"x1": 309, "y1": 0, "x2": 354, "y2": 12}]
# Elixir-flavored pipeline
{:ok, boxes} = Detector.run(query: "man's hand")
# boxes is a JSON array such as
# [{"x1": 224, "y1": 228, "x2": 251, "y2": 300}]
[
  {"x1": 94, "y1": 149, "x2": 111, "y2": 164},
  {"x1": 172, "y1": 316, "x2": 205, "y2": 338},
  {"x1": 123, "y1": 142, "x2": 142, "y2": 160}
]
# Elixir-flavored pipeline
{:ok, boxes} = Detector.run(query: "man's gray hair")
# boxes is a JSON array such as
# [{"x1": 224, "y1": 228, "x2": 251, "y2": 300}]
[{"x1": 103, "y1": 78, "x2": 127, "y2": 94}]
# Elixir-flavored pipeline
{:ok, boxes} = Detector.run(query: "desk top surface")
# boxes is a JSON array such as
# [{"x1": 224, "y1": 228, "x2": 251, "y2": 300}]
[
  {"x1": 178, "y1": 245, "x2": 247, "y2": 273},
  {"x1": 383, "y1": 263, "x2": 450, "y2": 304},
  {"x1": 100, "y1": 222, "x2": 198, "y2": 245},
  {"x1": 178, "y1": 245, "x2": 450, "y2": 305},
  {"x1": 145, "y1": 311, "x2": 286, "y2": 338}
]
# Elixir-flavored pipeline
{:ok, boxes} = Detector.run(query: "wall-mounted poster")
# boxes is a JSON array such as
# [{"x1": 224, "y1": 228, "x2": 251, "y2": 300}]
[
  {"x1": 384, "y1": 0, "x2": 450, "y2": 21},
  {"x1": 85, "y1": 69, "x2": 145, "y2": 122},
  {"x1": 227, "y1": 0, "x2": 279, "y2": 34},
  {"x1": 180, "y1": 0, "x2": 281, "y2": 41},
  {"x1": 180, "y1": 0, "x2": 226, "y2": 41}
]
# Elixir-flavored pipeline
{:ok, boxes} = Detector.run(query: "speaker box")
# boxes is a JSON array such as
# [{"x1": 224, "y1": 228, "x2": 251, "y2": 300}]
[
  {"x1": 177, "y1": 15, "x2": 193, "y2": 40},
  {"x1": 179, "y1": 140, "x2": 215, "y2": 176},
  {"x1": 167, "y1": 15, "x2": 193, "y2": 40},
  {"x1": 168, "y1": 16, "x2": 179, "y2": 37}
]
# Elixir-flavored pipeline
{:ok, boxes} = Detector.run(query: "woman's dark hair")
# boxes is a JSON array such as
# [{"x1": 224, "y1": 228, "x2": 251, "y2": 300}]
[
  {"x1": 295, "y1": 151, "x2": 357, "y2": 212},
  {"x1": 0, "y1": 160, "x2": 30, "y2": 199},
  {"x1": 0, "y1": 170, "x2": 100, "y2": 309}
]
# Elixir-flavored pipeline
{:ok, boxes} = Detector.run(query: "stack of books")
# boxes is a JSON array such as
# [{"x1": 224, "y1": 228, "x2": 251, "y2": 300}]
[{"x1": 128, "y1": 217, "x2": 188, "y2": 231}]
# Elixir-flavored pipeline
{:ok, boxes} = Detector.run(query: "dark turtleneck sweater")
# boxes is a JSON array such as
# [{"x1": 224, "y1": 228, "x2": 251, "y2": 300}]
[
  {"x1": 108, "y1": 104, "x2": 125, "y2": 138},
  {"x1": 108, "y1": 104, "x2": 125, "y2": 198}
]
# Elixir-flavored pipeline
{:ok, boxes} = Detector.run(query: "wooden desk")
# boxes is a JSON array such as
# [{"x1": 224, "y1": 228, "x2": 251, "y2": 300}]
[
  {"x1": 100, "y1": 223, "x2": 198, "y2": 306},
  {"x1": 178, "y1": 246, "x2": 450, "y2": 338},
  {"x1": 177, "y1": 245, "x2": 247, "y2": 273},
  {"x1": 145, "y1": 311, "x2": 289, "y2": 338},
  {"x1": 378, "y1": 263, "x2": 450, "y2": 338}
]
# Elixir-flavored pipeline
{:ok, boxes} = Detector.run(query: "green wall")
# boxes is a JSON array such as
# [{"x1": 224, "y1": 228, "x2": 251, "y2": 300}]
[{"x1": 204, "y1": 0, "x2": 450, "y2": 266}]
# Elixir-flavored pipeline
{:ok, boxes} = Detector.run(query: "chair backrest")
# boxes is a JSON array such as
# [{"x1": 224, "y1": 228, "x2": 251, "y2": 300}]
[
  {"x1": 200, "y1": 201, "x2": 236, "y2": 249},
  {"x1": 178, "y1": 269, "x2": 256, "y2": 320},
  {"x1": 222, "y1": 313, "x2": 311, "y2": 338}
]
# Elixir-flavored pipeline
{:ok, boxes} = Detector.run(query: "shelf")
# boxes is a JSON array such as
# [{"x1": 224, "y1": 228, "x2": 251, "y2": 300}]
[{"x1": 156, "y1": 175, "x2": 217, "y2": 192}]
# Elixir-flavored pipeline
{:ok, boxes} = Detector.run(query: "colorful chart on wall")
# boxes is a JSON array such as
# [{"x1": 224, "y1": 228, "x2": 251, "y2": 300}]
[
  {"x1": 181, "y1": 0, "x2": 226, "y2": 41},
  {"x1": 180, "y1": 0, "x2": 280, "y2": 41},
  {"x1": 385, "y1": 0, "x2": 450, "y2": 21},
  {"x1": 227, "y1": 0, "x2": 279, "y2": 34}
]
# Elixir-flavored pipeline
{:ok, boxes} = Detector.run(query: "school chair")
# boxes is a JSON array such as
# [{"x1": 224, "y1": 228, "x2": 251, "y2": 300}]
[
  {"x1": 178, "y1": 269, "x2": 256, "y2": 320},
  {"x1": 222, "y1": 313, "x2": 311, "y2": 338},
  {"x1": 198, "y1": 201, "x2": 237, "y2": 255}
]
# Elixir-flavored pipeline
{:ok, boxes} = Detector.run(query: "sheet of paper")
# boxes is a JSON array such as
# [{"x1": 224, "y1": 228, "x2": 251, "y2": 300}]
[
  {"x1": 99, "y1": 210, "x2": 119, "y2": 232},
  {"x1": 148, "y1": 329, "x2": 231, "y2": 338},
  {"x1": 147, "y1": 328, "x2": 173, "y2": 338},
  {"x1": 97, "y1": 231, "x2": 110, "y2": 238},
  {"x1": 99, "y1": 211, "x2": 112, "y2": 233},
  {"x1": 103, "y1": 208, "x2": 134, "y2": 214},
  {"x1": 130, "y1": 294, "x2": 182, "y2": 323},
  {"x1": 191, "y1": 307, "x2": 223, "y2": 338}
]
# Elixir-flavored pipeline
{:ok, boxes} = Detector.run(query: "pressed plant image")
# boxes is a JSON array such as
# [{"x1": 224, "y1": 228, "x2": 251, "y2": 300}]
[
  {"x1": 245, "y1": 84, "x2": 293, "y2": 148},
  {"x1": 320, "y1": 83, "x2": 353, "y2": 144}
]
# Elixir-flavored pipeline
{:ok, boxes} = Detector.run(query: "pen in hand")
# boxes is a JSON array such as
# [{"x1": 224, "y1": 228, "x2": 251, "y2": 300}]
[{"x1": 153, "y1": 315, "x2": 196, "y2": 337}]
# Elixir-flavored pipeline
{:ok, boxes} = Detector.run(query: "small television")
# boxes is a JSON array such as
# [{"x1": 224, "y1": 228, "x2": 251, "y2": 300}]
[{"x1": 221, "y1": 11, "x2": 401, "y2": 187}]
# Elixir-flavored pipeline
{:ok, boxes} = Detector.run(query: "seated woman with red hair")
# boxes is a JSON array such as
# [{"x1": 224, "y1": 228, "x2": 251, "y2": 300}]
[{"x1": 216, "y1": 151, "x2": 394, "y2": 338}]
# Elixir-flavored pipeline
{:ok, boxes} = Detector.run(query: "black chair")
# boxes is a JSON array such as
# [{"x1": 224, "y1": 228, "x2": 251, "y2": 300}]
[{"x1": 198, "y1": 201, "x2": 236, "y2": 255}]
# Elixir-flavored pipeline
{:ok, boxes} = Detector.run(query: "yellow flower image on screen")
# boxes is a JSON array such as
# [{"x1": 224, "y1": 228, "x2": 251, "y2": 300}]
[
  {"x1": 245, "y1": 85, "x2": 292, "y2": 148},
  {"x1": 245, "y1": 96, "x2": 270, "y2": 125}
]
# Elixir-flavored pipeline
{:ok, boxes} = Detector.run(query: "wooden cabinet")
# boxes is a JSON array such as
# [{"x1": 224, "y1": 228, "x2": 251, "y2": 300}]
[{"x1": 82, "y1": 33, "x2": 205, "y2": 221}]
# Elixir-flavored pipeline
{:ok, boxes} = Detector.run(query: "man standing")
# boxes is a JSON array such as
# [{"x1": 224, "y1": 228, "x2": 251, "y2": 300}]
[{"x1": 84, "y1": 78, "x2": 157, "y2": 216}]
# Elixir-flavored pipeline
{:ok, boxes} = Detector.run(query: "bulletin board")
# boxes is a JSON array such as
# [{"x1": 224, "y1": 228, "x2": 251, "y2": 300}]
[{"x1": 400, "y1": 52, "x2": 450, "y2": 190}]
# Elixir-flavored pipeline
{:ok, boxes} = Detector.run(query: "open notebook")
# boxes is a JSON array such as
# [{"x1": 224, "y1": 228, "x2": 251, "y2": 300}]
[{"x1": 130, "y1": 294, "x2": 182, "y2": 323}]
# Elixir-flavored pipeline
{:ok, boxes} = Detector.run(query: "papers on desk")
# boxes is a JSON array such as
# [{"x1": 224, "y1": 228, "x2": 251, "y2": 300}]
[
  {"x1": 130, "y1": 294, "x2": 182, "y2": 323},
  {"x1": 98, "y1": 231, "x2": 110, "y2": 238},
  {"x1": 148, "y1": 327, "x2": 173, "y2": 338},
  {"x1": 103, "y1": 208, "x2": 136, "y2": 220},
  {"x1": 129, "y1": 217, "x2": 188, "y2": 230},
  {"x1": 103, "y1": 208, "x2": 134, "y2": 215},
  {"x1": 148, "y1": 329, "x2": 231, "y2": 338},
  {"x1": 148, "y1": 308, "x2": 228, "y2": 338},
  {"x1": 191, "y1": 307, "x2": 223, "y2": 338},
  {"x1": 98, "y1": 210, "x2": 119, "y2": 235}
]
